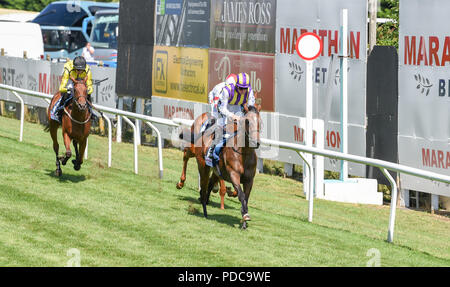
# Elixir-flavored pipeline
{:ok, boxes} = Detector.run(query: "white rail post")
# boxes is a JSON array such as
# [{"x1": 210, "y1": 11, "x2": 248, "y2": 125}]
[
  {"x1": 340, "y1": 8, "x2": 349, "y2": 181},
  {"x1": 381, "y1": 168, "x2": 398, "y2": 243},
  {"x1": 102, "y1": 115, "x2": 112, "y2": 167},
  {"x1": 116, "y1": 97, "x2": 123, "y2": 143},
  {"x1": 144, "y1": 121, "x2": 164, "y2": 179},
  {"x1": 122, "y1": 116, "x2": 138, "y2": 174},
  {"x1": 11, "y1": 92, "x2": 24, "y2": 142},
  {"x1": 297, "y1": 151, "x2": 314, "y2": 222}
]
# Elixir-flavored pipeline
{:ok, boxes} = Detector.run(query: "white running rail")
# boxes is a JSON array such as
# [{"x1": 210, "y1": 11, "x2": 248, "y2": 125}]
[{"x1": 0, "y1": 83, "x2": 180, "y2": 179}]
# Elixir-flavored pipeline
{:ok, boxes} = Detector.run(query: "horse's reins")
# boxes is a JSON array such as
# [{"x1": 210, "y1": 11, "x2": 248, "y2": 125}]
[
  {"x1": 64, "y1": 106, "x2": 91, "y2": 124},
  {"x1": 63, "y1": 93, "x2": 92, "y2": 124}
]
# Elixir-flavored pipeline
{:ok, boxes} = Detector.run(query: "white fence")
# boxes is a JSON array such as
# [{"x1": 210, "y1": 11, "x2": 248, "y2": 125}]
[
  {"x1": 1, "y1": 83, "x2": 450, "y2": 243},
  {"x1": 0, "y1": 83, "x2": 189, "y2": 178}
]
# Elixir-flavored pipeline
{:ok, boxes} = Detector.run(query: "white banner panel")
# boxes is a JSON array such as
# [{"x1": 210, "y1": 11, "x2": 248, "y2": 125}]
[
  {"x1": 0, "y1": 57, "x2": 51, "y2": 107},
  {"x1": 90, "y1": 65, "x2": 117, "y2": 109},
  {"x1": 398, "y1": 0, "x2": 450, "y2": 195},
  {"x1": 151, "y1": 95, "x2": 209, "y2": 142},
  {"x1": 275, "y1": 0, "x2": 368, "y2": 176},
  {"x1": 257, "y1": 113, "x2": 365, "y2": 175},
  {"x1": 0, "y1": 56, "x2": 118, "y2": 109}
]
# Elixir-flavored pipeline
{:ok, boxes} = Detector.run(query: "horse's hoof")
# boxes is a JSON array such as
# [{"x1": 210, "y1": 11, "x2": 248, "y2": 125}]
[
  {"x1": 226, "y1": 187, "x2": 237, "y2": 197},
  {"x1": 241, "y1": 221, "x2": 248, "y2": 230},
  {"x1": 176, "y1": 182, "x2": 183, "y2": 189},
  {"x1": 74, "y1": 164, "x2": 81, "y2": 171},
  {"x1": 55, "y1": 169, "x2": 62, "y2": 177}
]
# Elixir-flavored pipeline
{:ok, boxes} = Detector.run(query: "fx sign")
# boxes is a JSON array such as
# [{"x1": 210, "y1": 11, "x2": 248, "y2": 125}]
[{"x1": 154, "y1": 50, "x2": 168, "y2": 93}]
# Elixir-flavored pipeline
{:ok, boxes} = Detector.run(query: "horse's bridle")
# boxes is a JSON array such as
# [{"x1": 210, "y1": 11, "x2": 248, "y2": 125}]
[
  {"x1": 70, "y1": 83, "x2": 89, "y2": 111},
  {"x1": 64, "y1": 81, "x2": 91, "y2": 124}
]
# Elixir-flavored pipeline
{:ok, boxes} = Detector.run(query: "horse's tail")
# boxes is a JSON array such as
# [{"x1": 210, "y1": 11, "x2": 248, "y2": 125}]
[{"x1": 179, "y1": 127, "x2": 195, "y2": 144}]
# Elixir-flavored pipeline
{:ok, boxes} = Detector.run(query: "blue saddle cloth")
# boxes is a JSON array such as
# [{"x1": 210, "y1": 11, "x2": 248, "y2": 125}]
[{"x1": 50, "y1": 95, "x2": 73, "y2": 122}]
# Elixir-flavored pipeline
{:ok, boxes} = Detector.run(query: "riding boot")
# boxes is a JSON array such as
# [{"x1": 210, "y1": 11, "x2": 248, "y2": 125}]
[{"x1": 87, "y1": 94, "x2": 97, "y2": 121}]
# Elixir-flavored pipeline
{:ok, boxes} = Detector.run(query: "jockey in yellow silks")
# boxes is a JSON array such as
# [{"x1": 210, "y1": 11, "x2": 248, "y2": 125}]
[
  {"x1": 54, "y1": 56, "x2": 93, "y2": 121},
  {"x1": 205, "y1": 72, "x2": 256, "y2": 166}
]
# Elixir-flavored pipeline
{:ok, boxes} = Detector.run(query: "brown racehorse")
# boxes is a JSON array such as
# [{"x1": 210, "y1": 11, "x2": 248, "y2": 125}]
[
  {"x1": 47, "y1": 76, "x2": 91, "y2": 176},
  {"x1": 177, "y1": 112, "x2": 237, "y2": 210},
  {"x1": 196, "y1": 104, "x2": 261, "y2": 229}
]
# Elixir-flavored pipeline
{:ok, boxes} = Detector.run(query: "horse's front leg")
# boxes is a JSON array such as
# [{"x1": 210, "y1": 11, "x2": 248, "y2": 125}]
[
  {"x1": 229, "y1": 172, "x2": 249, "y2": 229},
  {"x1": 72, "y1": 140, "x2": 80, "y2": 170},
  {"x1": 218, "y1": 179, "x2": 229, "y2": 210},
  {"x1": 50, "y1": 122, "x2": 62, "y2": 176},
  {"x1": 207, "y1": 172, "x2": 220, "y2": 207},
  {"x1": 198, "y1": 162, "x2": 211, "y2": 218},
  {"x1": 61, "y1": 132, "x2": 72, "y2": 166},
  {"x1": 177, "y1": 147, "x2": 192, "y2": 189},
  {"x1": 242, "y1": 179, "x2": 254, "y2": 222},
  {"x1": 73, "y1": 138, "x2": 87, "y2": 171}
]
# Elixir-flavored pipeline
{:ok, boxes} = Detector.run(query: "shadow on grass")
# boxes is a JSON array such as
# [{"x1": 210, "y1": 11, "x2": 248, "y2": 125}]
[
  {"x1": 179, "y1": 195, "x2": 243, "y2": 228},
  {"x1": 45, "y1": 169, "x2": 86, "y2": 183},
  {"x1": 178, "y1": 195, "x2": 238, "y2": 211},
  {"x1": 193, "y1": 210, "x2": 241, "y2": 228}
]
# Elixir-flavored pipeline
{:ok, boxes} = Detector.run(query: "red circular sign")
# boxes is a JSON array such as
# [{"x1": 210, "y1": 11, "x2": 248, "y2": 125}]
[{"x1": 295, "y1": 32, "x2": 323, "y2": 61}]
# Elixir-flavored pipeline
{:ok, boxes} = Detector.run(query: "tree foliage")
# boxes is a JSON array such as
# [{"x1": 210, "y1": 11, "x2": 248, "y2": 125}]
[{"x1": 377, "y1": 0, "x2": 399, "y2": 48}]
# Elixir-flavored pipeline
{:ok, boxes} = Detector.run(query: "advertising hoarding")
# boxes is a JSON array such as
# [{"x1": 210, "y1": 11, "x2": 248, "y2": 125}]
[
  {"x1": 210, "y1": 0, "x2": 276, "y2": 53},
  {"x1": 208, "y1": 48, "x2": 274, "y2": 111},
  {"x1": 0, "y1": 56, "x2": 117, "y2": 109},
  {"x1": 275, "y1": 0, "x2": 368, "y2": 175},
  {"x1": 398, "y1": 0, "x2": 450, "y2": 195},
  {"x1": 152, "y1": 45, "x2": 209, "y2": 103},
  {"x1": 155, "y1": 0, "x2": 210, "y2": 48}
]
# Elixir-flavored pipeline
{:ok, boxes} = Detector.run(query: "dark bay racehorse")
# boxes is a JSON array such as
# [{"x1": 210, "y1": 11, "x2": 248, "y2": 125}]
[
  {"x1": 177, "y1": 112, "x2": 237, "y2": 210},
  {"x1": 195, "y1": 104, "x2": 261, "y2": 229},
  {"x1": 47, "y1": 76, "x2": 91, "y2": 176}
]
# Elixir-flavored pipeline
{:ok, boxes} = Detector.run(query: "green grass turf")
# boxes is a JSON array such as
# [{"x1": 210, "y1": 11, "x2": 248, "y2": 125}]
[{"x1": 0, "y1": 116, "x2": 449, "y2": 266}]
